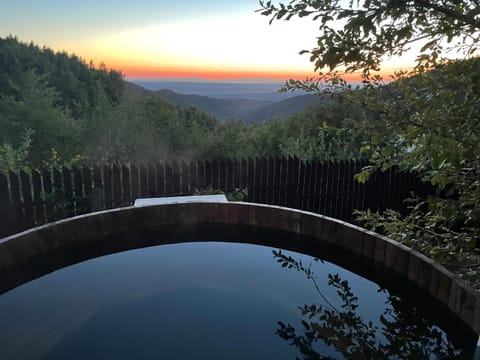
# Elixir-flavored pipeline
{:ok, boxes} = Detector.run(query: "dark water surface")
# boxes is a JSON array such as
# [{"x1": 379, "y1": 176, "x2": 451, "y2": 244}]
[{"x1": 0, "y1": 242, "x2": 475, "y2": 359}]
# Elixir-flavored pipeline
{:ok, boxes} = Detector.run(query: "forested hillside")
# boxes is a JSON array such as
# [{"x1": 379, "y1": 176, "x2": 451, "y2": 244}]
[
  {"x1": 0, "y1": 37, "x2": 124, "y2": 116},
  {"x1": 153, "y1": 89, "x2": 324, "y2": 122},
  {"x1": 0, "y1": 37, "x2": 366, "y2": 170}
]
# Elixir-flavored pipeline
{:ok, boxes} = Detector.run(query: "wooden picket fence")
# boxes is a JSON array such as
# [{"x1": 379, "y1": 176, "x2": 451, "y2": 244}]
[{"x1": 0, "y1": 157, "x2": 432, "y2": 238}]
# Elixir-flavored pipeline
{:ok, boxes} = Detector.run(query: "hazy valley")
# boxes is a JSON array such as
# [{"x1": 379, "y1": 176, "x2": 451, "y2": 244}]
[{"x1": 128, "y1": 80, "x2": 325, "y2": 122}]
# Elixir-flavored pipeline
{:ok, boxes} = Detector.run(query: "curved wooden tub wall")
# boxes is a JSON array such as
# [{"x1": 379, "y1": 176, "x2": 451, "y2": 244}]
[{"x1": 0, "y1": 201, "x2": 479, "y2": 336}]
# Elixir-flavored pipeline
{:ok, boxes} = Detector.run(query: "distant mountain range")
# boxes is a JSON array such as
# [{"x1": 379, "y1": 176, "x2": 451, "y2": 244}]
[
  {"x1": 245, "y1": 94, "x2": 329, "y2": 123},
  {"x1": 131, "y1": 80, "x2": 303, "y2": 102},
  {"x1": 155, "y1": 89, "x2": 271, "y2": 121},
  {"x1": 127, "y1": 82, "x2": 325, "y2": 122}
]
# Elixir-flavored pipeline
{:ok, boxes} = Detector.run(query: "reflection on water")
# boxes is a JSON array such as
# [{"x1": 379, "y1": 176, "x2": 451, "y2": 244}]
[
  {"x1": 0, "y1": 242, "x2": 475, "y2": 359},
  {"x1": 273, "y1": 250, "x2": 464, "y2": 359}
]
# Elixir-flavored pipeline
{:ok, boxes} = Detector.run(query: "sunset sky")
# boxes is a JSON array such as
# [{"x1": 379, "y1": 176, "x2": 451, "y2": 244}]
[{"x1": 0, "y1": 0, "x2": 413, "y2": 81}]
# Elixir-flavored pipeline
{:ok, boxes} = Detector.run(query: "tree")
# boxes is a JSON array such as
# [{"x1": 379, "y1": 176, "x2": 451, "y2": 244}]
[
  {"x1": 353, "y1": 59, "x2": 480, "y2": 284},
  {"x1": 259, "y1": 0, "x2": 480, "y2": 285},
  {"x1": 258, "y1": 0, "x2": 480, "y2": 79},
  {"x1": 0, "y1": 36, "x2": 125, "y2": 119},
  {"x1": 0, "y1": 70, "x2": 80, "y2": 167}
]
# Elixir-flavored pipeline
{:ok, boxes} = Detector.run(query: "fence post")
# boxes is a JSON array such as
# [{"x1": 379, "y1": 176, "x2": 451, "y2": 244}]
[
  {"x1": 31, "y1": 169, "x2": 44, "y2": 225},
  {"x1": 9, "y1": 171, "x2": 22, "y2": 233},
  {"x1": 103, "y1": 165, "x2": 113, "y2": 209},
  {"x1": 247, "y1": 158, "x2": 255, "y2": 202},
  {"x1": 240, "y1": 158, "x2": 248, "y2": 190},
  {"x1": 172, "y1": 161, "x2": 180, "y2": 195},
  {"x1": 297, "y1": 159, "x2": 306, "y2": 210},
  {"x1": 211, "y1": 159, "x2": 220, "y2": 191},
  {"x1": 42, "y1": 169, "x2": 54, "y2": 222},
  {"x1": 226, "y1": 159, "x2": 234, "y2": 192},
  {"x1": 0, "y1": 173, "x2": 12, "y2": 237},
  {"x1": 181, "y1": 162, "x2": 190, "y2": 195},
  {"x1": 219, "y1": 159, "x2": 226, "y2": 192},
  {"x1": 204, "y1": 160, "x2": 212, "y2": 190},
  {"x1": 196, "y1": 160, "x2": 205, "y2": 191},
  {"x1": 92, "y1": 165, "x2": 103, "y2": 211},
  {"x1": 121, "y1": 164, "x2": 131, "y2": 206},
  {"x1": 343, "y1": 161, "x2": 355, "y2": 221},
  {"x1": 189, "y1": 161, "x2": 197, "y2": 193},
  {"x1": 255, "y1": 157, "x2": 265, "y2": 204},
  {"x1": 72, "y1": 167, "x2": 84, "y2": 215},
  {"x1": 286, "y1": 157, "x2": 300, "y2": 208},
  {"x1": 331, "y1": 161, "x2": 341, "y2": 218},
  {"x1": 155, "y1": 162, "x2": 165, "y2": 196},
  {"x1": 139, "y1": 164, "x2": 148, "y2": 198},
  {"x1": 164, "y1": 162, "x2": 173, "y2": 195},
  {"x1": 61, "y1": 167, "x2": 74, "y2": 217},
  {"x1": 83, "y1": 166, "x2": 93, "y2": 213},
  {"x1": 112, "y1": 165, "x2": 122, "y2": 208},
  {"x1": 20, "y1": 170, "x2": 34, "y2": 228},
  {"x1": 265, "y1": 157, "x2": 274, "y2": 204},
  {"x1": 309, "y1": 160, "x2": 319, "y2": 212}
]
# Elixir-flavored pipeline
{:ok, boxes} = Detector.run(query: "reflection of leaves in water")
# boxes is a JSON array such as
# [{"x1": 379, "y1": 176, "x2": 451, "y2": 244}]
[{"x1": 273, "y1": 250, "x2": 463, "y2": 359}]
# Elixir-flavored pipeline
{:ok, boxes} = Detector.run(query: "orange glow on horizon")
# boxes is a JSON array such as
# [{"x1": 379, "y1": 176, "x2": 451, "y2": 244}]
[
  {"x1": 120, "y1": 65, "x2": 313, "y2": 81},
  {"x1": 119, "y1": 66, "x2": 367, "y2": 82}
]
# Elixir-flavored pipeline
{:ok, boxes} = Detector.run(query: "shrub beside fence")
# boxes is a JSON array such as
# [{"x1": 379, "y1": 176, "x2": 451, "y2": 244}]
[{"x1": 0, "y1": 157, "x2": 432, "y2": 238}]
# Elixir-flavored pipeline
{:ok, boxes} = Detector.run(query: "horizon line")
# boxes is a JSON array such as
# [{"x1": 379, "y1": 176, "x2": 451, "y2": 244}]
[
  {"x1": 122, "y1": 71, "x2": 366, "y2": 83},
  {"x1": 127, "y1": 77, "x2": 293, "y2": 84}
]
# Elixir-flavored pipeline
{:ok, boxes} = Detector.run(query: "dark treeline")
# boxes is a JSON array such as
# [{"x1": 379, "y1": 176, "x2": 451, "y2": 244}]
[{"x1": 0, "y1": 37, "x2": 367, "y2": 171}]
